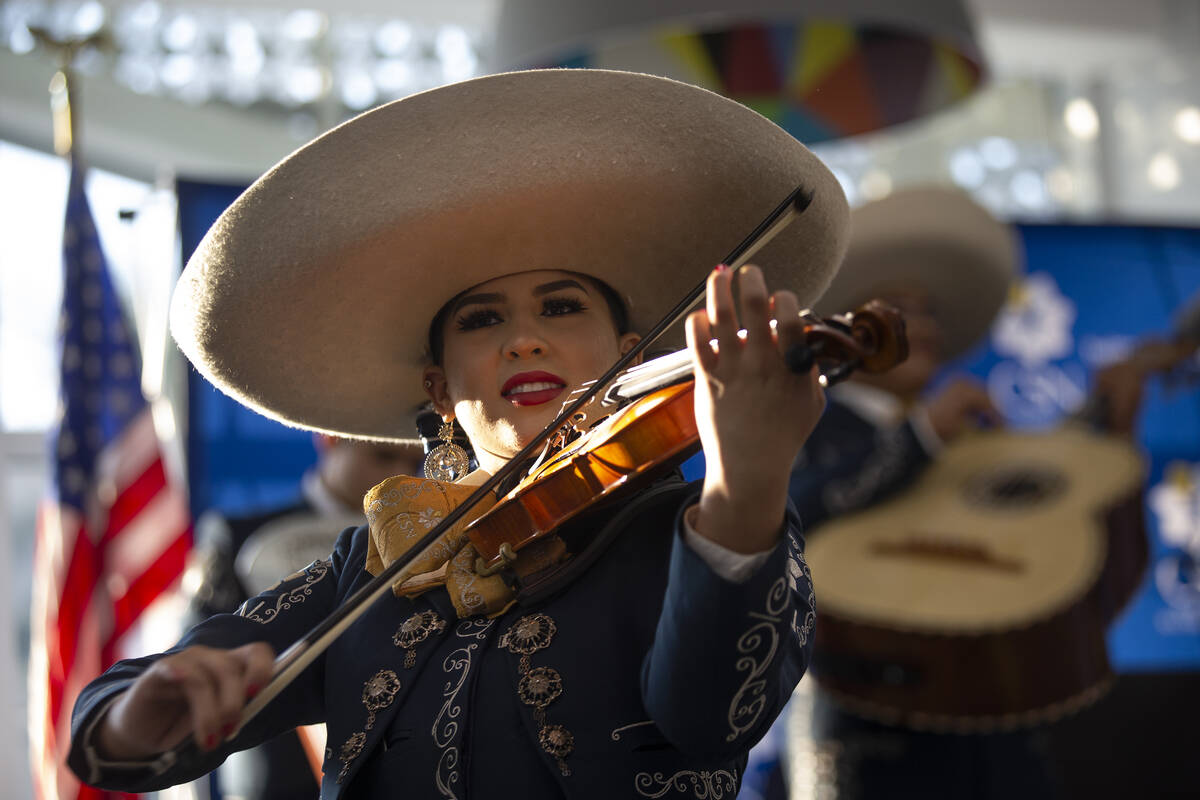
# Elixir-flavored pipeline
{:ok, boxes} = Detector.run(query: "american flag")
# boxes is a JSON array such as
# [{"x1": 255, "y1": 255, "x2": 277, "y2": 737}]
[{"x1": 28, "y1": 164, "x2": 193, "y2": 799}]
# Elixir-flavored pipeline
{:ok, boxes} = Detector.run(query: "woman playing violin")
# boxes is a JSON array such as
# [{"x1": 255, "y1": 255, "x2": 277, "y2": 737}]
[{"x1": 68, "y1": 69, "x2": 848, "y2": 798}]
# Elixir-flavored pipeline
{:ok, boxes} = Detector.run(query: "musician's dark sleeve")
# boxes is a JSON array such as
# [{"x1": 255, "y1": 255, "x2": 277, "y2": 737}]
[
  {"x1": 67, "y1": 524, "x2": 366, "y2": 793},
  {"x1": 788, "y1": 402, "x2": 933, "y2": 531},
  {"x1": 641, "y1": 500, "x2": 815, "y2": 760}
]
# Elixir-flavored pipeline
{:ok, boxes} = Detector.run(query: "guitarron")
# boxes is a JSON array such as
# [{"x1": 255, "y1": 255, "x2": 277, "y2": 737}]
[{"x1": 805, "y1": 424, "x2": 1146, "y2": 732}]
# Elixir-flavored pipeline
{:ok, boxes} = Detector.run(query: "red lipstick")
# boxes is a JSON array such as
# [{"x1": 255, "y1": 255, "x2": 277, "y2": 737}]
[{"x1": 502, "y1": 371, "x2": 567, "y2": 407}]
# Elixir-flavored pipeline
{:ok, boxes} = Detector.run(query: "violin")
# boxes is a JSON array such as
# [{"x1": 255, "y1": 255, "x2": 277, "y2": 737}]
[
  {"x1": 223, "y1": 184, "x2": 905, "y2": 739},
  {"x1": 467, "y1": 300, "x2": 908, "y2": 574}
]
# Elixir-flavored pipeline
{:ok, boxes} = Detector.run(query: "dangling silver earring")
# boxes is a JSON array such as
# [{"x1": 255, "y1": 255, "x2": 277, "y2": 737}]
[{"x1": 423, "y1": 417, "x2": 469, "y2": 481}]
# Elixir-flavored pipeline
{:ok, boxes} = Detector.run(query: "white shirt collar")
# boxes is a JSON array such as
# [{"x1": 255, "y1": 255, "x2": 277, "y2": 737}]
[{"x1": 829, "y1": 381, "x2": 905, "y2": 427}]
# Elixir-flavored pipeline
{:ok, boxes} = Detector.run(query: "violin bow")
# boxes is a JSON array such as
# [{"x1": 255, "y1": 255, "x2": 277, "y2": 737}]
[{"x1": 214, "y1": 183, "x2": 814, "y2": 743}]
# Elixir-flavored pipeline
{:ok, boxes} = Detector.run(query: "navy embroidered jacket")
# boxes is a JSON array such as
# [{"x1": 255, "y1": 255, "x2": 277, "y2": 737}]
[
  {"x1": 788, "y1": 399, "x2": 933, "y2": 531},
  {"x1": 68, "y1": 480, "x2": 815, "y2": 799}
]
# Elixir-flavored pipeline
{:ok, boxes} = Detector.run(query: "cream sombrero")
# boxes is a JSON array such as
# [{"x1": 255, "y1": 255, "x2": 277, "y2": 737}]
[
  {"x1": 170, "y1": 69, "x2": 848, "y2": 441},
  {"x1": 814, "y1": 186, "x2": 1019, "y2": 361}
]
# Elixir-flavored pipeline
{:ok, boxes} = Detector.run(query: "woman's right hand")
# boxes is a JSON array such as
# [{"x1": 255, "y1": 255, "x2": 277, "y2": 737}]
[{"x1": 96, "y1": 642, "x2": 275, "y2": 759}]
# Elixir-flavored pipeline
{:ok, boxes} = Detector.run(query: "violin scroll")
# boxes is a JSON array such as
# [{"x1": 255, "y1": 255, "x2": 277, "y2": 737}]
[
  {"x1": 786, "y1": 300, "x2": 908, "y2": 385},
  {"x1": 843, "y1": 299, "x2": 909, "y2": 373}
]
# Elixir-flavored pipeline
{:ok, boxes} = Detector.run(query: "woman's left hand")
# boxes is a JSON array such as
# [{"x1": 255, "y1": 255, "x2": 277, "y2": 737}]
[{"x1": 685, "y1": 263, "x2": 825, "y2": 554}]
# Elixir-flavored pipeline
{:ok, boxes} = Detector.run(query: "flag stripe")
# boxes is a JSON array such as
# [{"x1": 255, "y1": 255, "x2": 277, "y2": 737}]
[
  {"x1": 96, "y1": 411, "x2": 160, "y2": 499},
  {"x1": 107, "y1": 489, "x2": 191, "y2": 588},
  {"x1": 45, "y1": 520, "x2": 99, "y2": 730},
  {"x1": 102, "y1": 456, "x2": 167, "y2": 544},
  {"x1": 110, "y1": 528, "x2": 192, "y2": 648}
]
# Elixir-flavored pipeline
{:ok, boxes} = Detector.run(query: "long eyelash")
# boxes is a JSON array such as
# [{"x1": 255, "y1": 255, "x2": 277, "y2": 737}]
[
  {"x1": 542, "y1": 295, "x2": 587, "y2": 315},
  {"x1": 455, "y1": 308, "x2": 502, "y2": 331}
]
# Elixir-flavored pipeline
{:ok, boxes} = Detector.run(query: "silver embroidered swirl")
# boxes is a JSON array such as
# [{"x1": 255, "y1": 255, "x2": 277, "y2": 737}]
[
  {"x1": 724, "y1": 576, "x2": 788, "y2": 742},
  {"x1": 611, "y1": 720, "x2": 656, "y2": 741},
  {"x1": 238, "y1": 558, "x2": 331, "y2": 624},
  {"x1": 634, "y1": 769, "x2": 739, "y2": 798},
  {"x1": 432, "y1": 618, "x2": 494, "y2": 799},
  {"x1": 785, "y1": 532, "x2": 816, "y2": 647}
]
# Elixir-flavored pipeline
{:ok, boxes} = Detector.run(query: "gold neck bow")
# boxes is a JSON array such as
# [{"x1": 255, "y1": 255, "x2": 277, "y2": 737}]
[{"x1": 362, "y1": 475, "x2": 514, "y2": 618}]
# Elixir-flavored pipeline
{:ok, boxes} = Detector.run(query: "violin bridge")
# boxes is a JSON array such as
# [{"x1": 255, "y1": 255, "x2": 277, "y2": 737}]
[{"x1": 561, "y1": 382, "x2": 599, "y2": 431}]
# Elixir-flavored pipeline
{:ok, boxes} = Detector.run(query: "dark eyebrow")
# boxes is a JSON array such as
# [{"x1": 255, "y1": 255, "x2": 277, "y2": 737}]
[
  {"x1": 451, "y1": 280, "x2": 589, "y2": 315},
  {"x1": 451, "y1": 291, "x2": 505, "y2": 315},
  {"x1": 534, "y1": 279, "x2": 589, "y2": 296}
]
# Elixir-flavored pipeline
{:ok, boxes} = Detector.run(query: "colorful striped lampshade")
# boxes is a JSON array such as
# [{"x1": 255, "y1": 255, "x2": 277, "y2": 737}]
[{"x1": 493, "y1": 0, "x2": 986, "y2": 144}]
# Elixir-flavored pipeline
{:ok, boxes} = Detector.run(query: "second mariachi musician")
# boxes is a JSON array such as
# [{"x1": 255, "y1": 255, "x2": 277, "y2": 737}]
[{"x1": 69, "y1": 69, "x2": 854, "y2": 798}]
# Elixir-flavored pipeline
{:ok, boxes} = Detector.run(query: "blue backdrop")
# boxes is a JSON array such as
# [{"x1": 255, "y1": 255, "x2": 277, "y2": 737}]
[
  {"x1": 177, "y1": 179, "x2": 320, "y2": 518},
  {"x1": 178, "y1": 179, "x2": 1200, "y2": 671}
]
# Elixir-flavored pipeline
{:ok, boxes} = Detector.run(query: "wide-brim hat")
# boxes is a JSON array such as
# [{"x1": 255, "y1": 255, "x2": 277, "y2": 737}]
[
  {"x1": 170, "y1": 69, "x2": 848, "y2": 441},
  {"x1": 813, "y1": 186, "x2": 1018, "y2": 361}
]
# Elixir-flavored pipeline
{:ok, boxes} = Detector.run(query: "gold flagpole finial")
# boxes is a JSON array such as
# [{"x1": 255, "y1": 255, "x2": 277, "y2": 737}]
[
  {"x1": 27, "y1": 27, "x2": 109, "y2": 159},
  {"x1": 48, "y1": 68, "x2": 74, "y2": 157}
]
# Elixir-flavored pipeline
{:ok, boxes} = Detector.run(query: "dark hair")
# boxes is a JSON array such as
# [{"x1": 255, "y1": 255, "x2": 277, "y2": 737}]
[{"x1": 426, "y1": 273, "x2": 631, "y2": 365}]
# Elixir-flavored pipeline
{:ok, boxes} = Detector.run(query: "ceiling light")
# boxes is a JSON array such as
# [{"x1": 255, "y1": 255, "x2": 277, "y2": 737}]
[
  {"x1": 436, "y1": 25, "x2": 476, "y2": 82},
  {"x1": 283, "y1": 64, "x2": 329, "y2": 105},
  {"x1": 225, "y1": 20, "x2": 264, "y2": 72},
  {"x1": 374, "y1": 58, "x2": 413, "y2": 95},
  {"x1": 1010, "y1": 170, "x2": 1048, "y2": 209},
  {"x1": 72, "y1": 1, "x2": 106, "y2": 37},
  {"x1": 1147, "y1": 152, "x2": 1181, "y2": 191},
  {"x1": 160, "y1": 52, "x2": 198, "y2": 89},
  {"x1": 375, "y1": 20, "x2": 413, "y2": 56},
  {"x1": 1174, "y1": 106, "x2": 1200, "y2": 145},
  {"x1": 283, "y1": 10, "x2": 325, "y2": 42},
  {"x1": 162, "y1": 13, "x2": 199, "y2": 52},
  {"x1": 338, "y1": 67, "x2": 377, "y2": 110},
  {"x1": 949, "y1": 147, "x2": 986, "y2": 188},
  {"x1": 9, "y1": 24, "x2": 34, "y2": 54},
  {"x1": 979, "y1": 137, "x2": 1018, "y2": 170},
  {"x1": 1063, "y1": 98, "x2": 1100, "y2": 140}
]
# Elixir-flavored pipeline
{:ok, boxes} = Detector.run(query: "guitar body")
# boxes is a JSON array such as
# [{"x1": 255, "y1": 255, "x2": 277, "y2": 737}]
[{"x1": 806, "y1": 426, "x2": 1147, "y2": 731}]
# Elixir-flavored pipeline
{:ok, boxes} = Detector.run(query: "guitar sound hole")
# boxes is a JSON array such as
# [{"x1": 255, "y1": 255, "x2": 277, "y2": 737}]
[{"x1": 962, "y1": 466, "x2": 1066, "y2": 509}]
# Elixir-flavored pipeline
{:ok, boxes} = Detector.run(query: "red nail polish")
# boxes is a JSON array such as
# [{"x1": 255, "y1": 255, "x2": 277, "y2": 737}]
[
  {"x1": 205, "y1": 734, "x2": 216, "y2": 750},
  {"x1": 222, "y1": 722, "x2": 235, "y2": 738},
  {"x1": 246, "y1": 684, "x2": 260, "y2": 698},
  {"x1": 715, "y1": 264, "x2": 729, "y2": 273}
]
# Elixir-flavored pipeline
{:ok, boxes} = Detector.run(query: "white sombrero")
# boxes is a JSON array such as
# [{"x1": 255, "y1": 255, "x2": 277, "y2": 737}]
[
  {"x1": 170, "y1": 69, "x2": 849, "y2": 441},
  {"x1": 814, "y1": 186, "x2": 1018, "y2": 361}
]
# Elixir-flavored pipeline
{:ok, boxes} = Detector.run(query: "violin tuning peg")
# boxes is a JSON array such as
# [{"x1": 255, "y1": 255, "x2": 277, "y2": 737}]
[{"x1": 785, "y1": 343, "x2": 815, "y2": 374}]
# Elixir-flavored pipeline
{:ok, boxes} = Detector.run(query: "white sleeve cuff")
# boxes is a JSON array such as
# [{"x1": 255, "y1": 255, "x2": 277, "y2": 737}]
[
  {"x1": 681, "y1": 504, "x2": 774, "y2": 583},
  {"x1": 908, "y1": 406, "x2": 945, "y2": 456}
]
